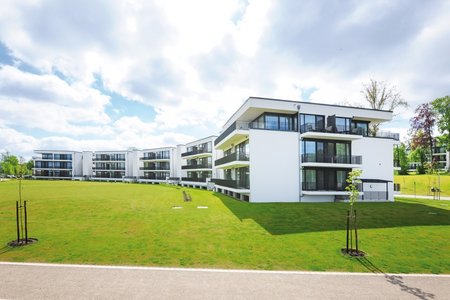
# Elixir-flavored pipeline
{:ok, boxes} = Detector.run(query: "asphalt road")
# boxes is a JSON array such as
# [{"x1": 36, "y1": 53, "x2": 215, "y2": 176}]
[{"x1": 0, "y1": 262, "x2": 449, "y2": 299}]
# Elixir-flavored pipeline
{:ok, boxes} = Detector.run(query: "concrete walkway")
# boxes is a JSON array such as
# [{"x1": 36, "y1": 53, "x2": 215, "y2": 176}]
[
  {"x1": 0, "y1": 262, "x2": 449, "y2": 299},
  {"x1": 395, "y1": 194, "x2": 450, "y2": 200}
]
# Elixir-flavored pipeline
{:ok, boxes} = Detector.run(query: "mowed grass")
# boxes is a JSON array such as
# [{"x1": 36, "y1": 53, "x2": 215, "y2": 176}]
[
  {"x1": 395, "y1": 174, "x2": 450, "y2": 196},
  {"x1": 0, "y1": 180, "x2": 449, "y2": 274}
]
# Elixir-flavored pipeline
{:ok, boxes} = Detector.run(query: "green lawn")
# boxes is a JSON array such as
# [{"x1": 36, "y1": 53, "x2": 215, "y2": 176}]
[
  {"x1": 395, "y1": 174, "x2": 450, "y2": 196},
  {"x1": 0, "y1": 180, "x2": 449, "y2": 274}
]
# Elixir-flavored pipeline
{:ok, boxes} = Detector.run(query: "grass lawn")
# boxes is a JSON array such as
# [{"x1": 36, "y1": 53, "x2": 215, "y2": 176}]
[
  {"x1": 0, "y1": 180, "x2": 449, "y2": 274},
  {"x1": 394, "y1": 174, "x2": 450, "y2": 196}
]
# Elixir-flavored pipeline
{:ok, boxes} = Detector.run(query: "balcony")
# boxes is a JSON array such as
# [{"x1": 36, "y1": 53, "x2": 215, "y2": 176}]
[
  {"x1": 211, "y1": 178, "x2": 250, "y2": 190},
  {"x1": 374, "y1": 131, "x2": 400, "y2": 141},
  {"x1": 302, "y1": 182, "x2": 362, "y2": 192},
  {"x1": 93, "y1": 158, "x2": 126, "y2": 161},
  {"x1": 301, "y1": 154, "x2": 362, "y2": 166},
  {"x1": 93, "y1": 167, "x2": 126, "y2": 171},
  {"x1": 140, "y1": 155, "x2": 170, "y2": 160},
  {"x1": 181, "y1": 164, "x2": 212, "y2": 170},
  {"x1": 181, "y1": 148, "x2": 211, "y2": 158},
  {"x1": 214, "y1": 121, "x2": 249, "y2": 149},
  {"x1": 215, "y1": 152, "x2": 249, "y2": 168},
  {"x1": 139, "y1": 175, "x2": 168, "y2": 180},
  {"x1": 181, "y1": 177, "x2": 208, "y2": 182},
  {"x1": 140, "y1": 166, "x2": 170, "y2": 171},
  {"x1": 433, "y1": 146, "x2": 447, "y2": 154}
]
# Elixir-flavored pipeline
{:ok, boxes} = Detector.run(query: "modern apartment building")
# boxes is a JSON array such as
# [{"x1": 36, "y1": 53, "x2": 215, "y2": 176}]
[
  {"x1": 213, "y1": 97, "x2": 399, "y2": 202},
  {"x1": 179, "y1": 136, "x2": 217, "y2": 188},
  {"x1": 432, "y1": 145, "x2": 450, "y2": 171},
  {"x1": 33, "y1": 96, "x2": 399, "y2": 202},
  {"x1": 138, "y1": 147, "x2": 176, "y2": 183},
  {"x1": 91, "y1": 150, "x2": 135, "y2": 181},
  {"x1": 33, "y1": 150, "x2": 83, "y2": 179}
]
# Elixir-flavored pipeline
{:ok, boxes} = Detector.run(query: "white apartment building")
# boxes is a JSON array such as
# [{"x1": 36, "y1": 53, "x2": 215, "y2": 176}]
[
  {"x1": 33, "y1": 96, "x2": 399, "y2": 202},
  {"x1": 91, "y1": 150, "x2": 135, "y2": 181},
  {"x1": 179, "y1": 136, "x2": 217, "y2": 189},
  {"x1": 138, "y1": 147, "x2": 177, "y2": 183},
  {"x1": 33, "y1": 150, "x2": 83, "y2": 179},
  {"x1": 213, "y1": 97, "x2": 399, "y2": 202}
]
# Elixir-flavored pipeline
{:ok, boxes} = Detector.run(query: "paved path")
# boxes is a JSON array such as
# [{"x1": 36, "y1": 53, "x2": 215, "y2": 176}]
[
  {"x1": 0, "y1": 262, "x2": 449, "y2": 299},
  {"x1": 395, "y1": 194, "x2": 450, "y2": 200}
]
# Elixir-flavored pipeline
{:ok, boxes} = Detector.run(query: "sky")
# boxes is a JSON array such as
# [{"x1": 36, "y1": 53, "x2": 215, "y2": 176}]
[{"x1": 0, "y1": 0, "x2": 449, "y2": 159}]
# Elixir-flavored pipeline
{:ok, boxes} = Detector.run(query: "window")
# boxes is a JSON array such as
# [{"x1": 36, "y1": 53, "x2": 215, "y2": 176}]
[
  {"x1": 301, "y1": 140, "x2": 351, "y2": 163},
  {"x1": 250, "y1": 113, "x2": 297, "y2": 131},
  {"x1": 351, "y1": 120, "x2": 369, "y2": 136},
  {"x1": 302, "y1": 168, "x2": 349, "y2": 191},
  {"x1": 300, "y1": 114, "x2": 325, "y2": 132},
  {"x1": 335, "y1": 117, "x2": 351, "y2": 133},
  {"x1": 302, "y1": 169, "x2": 317, "y2": 190}
]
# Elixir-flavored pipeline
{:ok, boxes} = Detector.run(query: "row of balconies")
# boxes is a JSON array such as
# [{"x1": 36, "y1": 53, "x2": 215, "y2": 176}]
[{"x1": 215, "y1": 120, "x2": 400, "y2": 148}]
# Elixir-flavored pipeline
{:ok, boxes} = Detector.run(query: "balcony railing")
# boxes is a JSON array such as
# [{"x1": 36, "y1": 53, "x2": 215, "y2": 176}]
[
  {"x1": 181, "y1": 148, "x2": 212, "y2": 157},
  {"x1": 140, "y1": 166, "x2": 170, "y2": 171},
  {"x1": 211, "y1": 178, "x2": 250, "y2": 189},
  {"x1": 301, "y1": 154, "x2": 362, "y2": 164},
  {"x1": 181, "y1": 177, "x2": 208, "y2": 182},
  {"x1": 93, "y1": 167, "x2": 126, "y2": 170},
  {"x1": 140, "y1": 156, "x2": 170, "y2": 160},
  {"x1": 181, "y1": 164, "x2": 212, "y2": 170},
  {"x1": 139, "y1": 175, "x2": 168, "y2": 180},
  {"x1": 214, "y1": 121, "x2": 249, "y2": 146},
  {"x1": 302, "y1": 182, "x2": 362, "y2": 192},
  {"x1": 374, "y1": 131, "x2": 400, "y2": 141},
  {"x1": 215, "y1": 153, "x2": 249, "y2": 166},
  {"x1": 93, "y1": 158, "x2": 126, "y2": 161}
]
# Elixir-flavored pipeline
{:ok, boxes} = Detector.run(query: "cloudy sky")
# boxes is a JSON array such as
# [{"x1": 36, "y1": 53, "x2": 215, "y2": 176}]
[{"x1": 1, "y1": 0, "x2": 449, "y2": 159}]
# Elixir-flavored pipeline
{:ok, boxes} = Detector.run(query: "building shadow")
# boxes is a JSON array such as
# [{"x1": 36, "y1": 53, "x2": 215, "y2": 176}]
[
  {"x1": 215, "y1": 193, "x2": 450, "y2": 235},
  {"x1": 356, "y1": 257, "x2": 436, "y2": 300}
]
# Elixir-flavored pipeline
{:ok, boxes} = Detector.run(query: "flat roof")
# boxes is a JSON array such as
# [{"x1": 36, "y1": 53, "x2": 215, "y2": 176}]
[{"x1": 221, "y1": 96, "x2": 393, "y2": 130}]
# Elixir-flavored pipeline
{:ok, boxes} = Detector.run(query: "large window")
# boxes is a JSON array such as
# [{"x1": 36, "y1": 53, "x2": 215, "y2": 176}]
[
  {"x1": 300, "y1": 114, "x2": 325, "y2": 133},
  {"x1": 250, "y1": 113, "x2": 297, "y2": 131},
  {"x1": 301, "y1": 140, "x2": 351, "y2": 163},
  {"x1": 351, "y1": 120, "x2": 369, "y2": 136},
  {"x1": 335, "y1": 117, "x2": 351, "y2": 133},
  {"x1": 302, "y1": 168, "x2": 349, "y2": 191}
]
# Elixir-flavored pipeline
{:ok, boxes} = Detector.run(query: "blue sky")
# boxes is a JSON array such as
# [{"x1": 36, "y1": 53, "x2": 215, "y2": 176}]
[{"x1": 0, "y1": 0, "x2": 449, "y2": 159}]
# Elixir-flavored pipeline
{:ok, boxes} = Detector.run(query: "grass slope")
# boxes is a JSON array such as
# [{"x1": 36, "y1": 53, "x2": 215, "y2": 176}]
[
  {"x1": 395, "y1": 174, "x2": 450, "y2": 196},
  {"x1": 0, "y1": 180, "x2": 449, "y2": 274}
]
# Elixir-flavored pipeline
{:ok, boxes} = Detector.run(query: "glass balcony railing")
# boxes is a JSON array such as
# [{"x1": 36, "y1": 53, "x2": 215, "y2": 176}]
[
  {"x1": 181, "y1": 164, "x2": 212, "y2": 170},
  {"x1": 301, "y1": 154, "x2": 362, "y2": 164},
  {"x1": 215, "y1": 153, "x2": 249, "y2": 166},
  {"x1": 211, "y1": 178, "x2": 250, "y2": 189}
]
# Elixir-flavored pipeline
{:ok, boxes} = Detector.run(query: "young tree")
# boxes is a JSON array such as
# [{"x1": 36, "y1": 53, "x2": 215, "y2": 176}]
[
  {"x1": 431, "y1": 96, "x2": 450, "y2": 151},
  {"x1": 361, "y1": 79, "x2": 408, "y2": 135},
  {"x1": 394, "y1": 143, "x2": 409, "y2": 175},
  {"x1": 409, "y1": 103, "x2": 435, "y2": 154}
]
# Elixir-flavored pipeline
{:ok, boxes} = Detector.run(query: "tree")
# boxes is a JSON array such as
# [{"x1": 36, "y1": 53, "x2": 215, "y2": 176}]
[
  {"x1": 1, "y1": 152, "x2": 19, "y2": 175},
  {"x1": 361, "y1": 79, "x2": 408, "y2": 135},
  {"x1": 409, "y1": 103, "x2": 435, "y2": 154},
  {"x1": 343, "y1": 169, "x2": 363, "y2": 256},
  {"x1": 431, "y1": 96, "x2": 450, "y2": 151},
  {"x1": 409, "y1": 145, "x2": 427, "y2": 174},
  {"x1": 394, "y1": 143, "x2": 409, "y2": 175}
]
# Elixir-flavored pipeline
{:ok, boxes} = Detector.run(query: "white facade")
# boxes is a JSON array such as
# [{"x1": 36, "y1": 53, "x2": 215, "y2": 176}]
[
  {"x1": 33, "y1": 96, "x2": 399, "y2": 203},
  {"x1": 179, "y1": 136, "x2": 217, "y2": 188},
  {"x1": 214, "y1": 97, "x2": 398, "y2": 203},
  {"x1": 33, "y1": 150, "x2": 82, "y2": 180}
]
